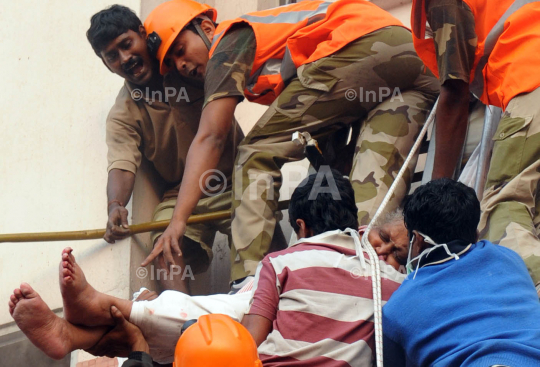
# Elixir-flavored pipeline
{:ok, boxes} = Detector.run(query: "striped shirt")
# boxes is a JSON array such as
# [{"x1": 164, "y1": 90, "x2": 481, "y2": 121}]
[{"x1": 248, "y1": 230, "x2": 405, "y2": 366}]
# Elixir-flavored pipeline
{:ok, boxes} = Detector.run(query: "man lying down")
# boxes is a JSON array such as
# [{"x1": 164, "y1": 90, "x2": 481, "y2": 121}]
[{"x1": 8, "y1": 169, "x2": 408, "y2": 365}]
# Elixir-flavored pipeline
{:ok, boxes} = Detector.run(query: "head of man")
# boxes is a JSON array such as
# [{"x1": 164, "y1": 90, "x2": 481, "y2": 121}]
[
  {"x1": 87, "y1": 5, "x2": 155, "y2": 86},
  {"x1": 144, "y1": 0, "x2": 217, "y2": 81},
  {"x1": 403, "y1": 178, "x2": 480, "y2": 266},
  {"x1": 367, "y1": 210, "x2": 409, "y2": 271},
  {"x1": 288, "y1": 168, "x2": 358, "y2": 239}
]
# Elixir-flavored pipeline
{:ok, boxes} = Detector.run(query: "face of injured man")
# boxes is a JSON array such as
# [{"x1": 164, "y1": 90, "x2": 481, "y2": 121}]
[{"x1": 366, "y1": 220, "x2": 409, "y2": 272}]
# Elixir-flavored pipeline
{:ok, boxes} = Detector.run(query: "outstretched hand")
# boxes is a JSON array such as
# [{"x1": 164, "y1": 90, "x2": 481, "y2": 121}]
[
  {"x1": 141, "y1": 221, "x2": 186, "y2": 271},
  {"x1": 85, "y1": 305, "x2": 149, "y2": 358}
]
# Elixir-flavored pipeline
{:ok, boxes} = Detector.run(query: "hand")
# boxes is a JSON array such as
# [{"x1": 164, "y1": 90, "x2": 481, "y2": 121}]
[
  {"x1": 85, "y1": 305, "x2": 149, "y2": 358},
  {"x1": 104, "y1": 204, "x2": 131, "y2": 243},
  {"x1": 141, "y1": 222, "x2": 186, "y2": 271},
  {"x1": 134, "y1": 289, "x2": 158, "y2": 302}
]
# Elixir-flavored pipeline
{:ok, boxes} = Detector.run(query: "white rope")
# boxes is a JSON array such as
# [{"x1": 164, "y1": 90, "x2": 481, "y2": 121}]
[{"x1": 361, "y1": 98, "x2": 438, "y2": 366}]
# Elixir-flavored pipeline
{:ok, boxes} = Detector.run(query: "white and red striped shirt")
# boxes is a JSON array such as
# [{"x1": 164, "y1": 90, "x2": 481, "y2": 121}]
[{"x1": 248, "y1": 230, "x2": 405, "y2": 366}]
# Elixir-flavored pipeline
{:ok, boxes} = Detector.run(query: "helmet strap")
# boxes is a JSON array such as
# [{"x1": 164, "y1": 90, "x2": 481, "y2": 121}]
[{"x1": 192, "y1": 20, "x2": 212, "y2": 50}]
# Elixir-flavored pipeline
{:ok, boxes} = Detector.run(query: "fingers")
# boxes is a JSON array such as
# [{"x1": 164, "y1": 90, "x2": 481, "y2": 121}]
[
  {"x1": 171, "y1": 237, "x2": 183, "y2": 258},
  {"x1": 110, "y1": 305, "x2": 126, "y2": 325},
  {"x1": 162, "y1": 237, "x2": 176, "y2": 271},
  {"x1": 103, "y1": 227, "x2": 115, "y2": 244},
  {"x1": 141, "y1": 241, "x2": 163, "y2": 267},
  {"x1": 120, "y1": 209, "x2": 129, "y2": 230},
  {"x1": 145, "y1": 291, "x2": 158, "y2": 301},
  {"x1": 104, "y1": 208, "x2": 131, "y2": 243},
  {"x1": 134, "y1": 290, "x2": 158, "y2": 302}
]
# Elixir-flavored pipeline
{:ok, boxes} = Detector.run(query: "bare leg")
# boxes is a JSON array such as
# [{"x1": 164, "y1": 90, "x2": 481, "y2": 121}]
[
  {"x1": 153, "y1": 236, "x2": 190, "y2": 294},
  {"x1": 9, "y1": 283, "x2": 107, "y2": 360},
  {"x1": 60, "y1": 247, "x2": 133, "y2": 326}
]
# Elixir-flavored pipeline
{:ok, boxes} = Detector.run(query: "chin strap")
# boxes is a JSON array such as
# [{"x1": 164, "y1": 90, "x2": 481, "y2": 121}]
[{"x1": 193, "y1": 21, "x2": 212, "y2": 50}]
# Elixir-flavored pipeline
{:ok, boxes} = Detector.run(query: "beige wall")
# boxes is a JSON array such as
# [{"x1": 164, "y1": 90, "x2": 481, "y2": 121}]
[
  {"x1": 0, "y1": 1, "x2": 141, "y2": 365},
  {"x1": 0, "y1": 0, "x2": 147, "y2": 319}
]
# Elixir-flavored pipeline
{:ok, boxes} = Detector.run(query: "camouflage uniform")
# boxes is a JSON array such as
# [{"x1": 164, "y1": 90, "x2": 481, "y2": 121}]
[
  {"x1": 426, "y1": 0, "x2": 540, "y2": 286},
  {"x1": 479, "y1": 89, "x2": 540, "y2": 286},
  {"x1": 205, "y1": 25, "x2": 439, "y2": 280}
]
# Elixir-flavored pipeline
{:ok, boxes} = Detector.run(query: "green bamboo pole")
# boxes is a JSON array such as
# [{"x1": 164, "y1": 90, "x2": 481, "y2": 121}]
[{"x1": 0, "y1": 200, "x2": 290, "y2": 243}]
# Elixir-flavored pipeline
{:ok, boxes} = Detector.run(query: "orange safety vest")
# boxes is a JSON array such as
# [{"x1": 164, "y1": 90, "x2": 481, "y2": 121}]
[
  {"x1": 209, "y1": 0, "x2": 405, "y2": 105},
  {"x1": 412, "y1": 0, "x2": 540, "y2": 109}
]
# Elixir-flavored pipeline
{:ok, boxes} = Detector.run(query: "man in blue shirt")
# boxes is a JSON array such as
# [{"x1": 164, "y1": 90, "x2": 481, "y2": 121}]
[{"x1": 383, "y1": 178, "x2": 540, "y2": 366}]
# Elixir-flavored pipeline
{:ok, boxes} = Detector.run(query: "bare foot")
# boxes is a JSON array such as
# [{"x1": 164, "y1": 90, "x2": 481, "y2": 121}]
[
  {"x1": 10, "y1": 283, "x2": 71, "y2": 360},
  {"x1": 59, "y1": 248, "x2": 110, "y2": 326}
]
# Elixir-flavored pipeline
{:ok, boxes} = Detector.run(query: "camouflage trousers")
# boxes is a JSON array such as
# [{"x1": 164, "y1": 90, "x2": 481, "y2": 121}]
[
  {"x1": 230, "y1": 26, "x2": 439, "y2": 280},
  {"x1": 479, "y1": 87, "x2": 540, "y2": 286}
]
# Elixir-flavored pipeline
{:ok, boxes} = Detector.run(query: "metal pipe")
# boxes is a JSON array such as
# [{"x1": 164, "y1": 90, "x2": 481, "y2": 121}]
[
  {"x1": 0, "y1": 200, "x2": 291, "y2": 243},
  {"x1": 474, "y1": 105, "x2": 502, "y2": 199}
]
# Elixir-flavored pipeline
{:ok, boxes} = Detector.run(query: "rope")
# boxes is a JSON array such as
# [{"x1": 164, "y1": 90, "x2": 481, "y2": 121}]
[{"x1": 361, "y1": 98, "x2": 438, "y2": 366}]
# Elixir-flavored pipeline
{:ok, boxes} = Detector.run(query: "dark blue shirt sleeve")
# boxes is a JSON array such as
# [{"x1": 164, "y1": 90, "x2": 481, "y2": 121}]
[{"x1": 383, "y1": 333, "x2": 407, "y2": 367}]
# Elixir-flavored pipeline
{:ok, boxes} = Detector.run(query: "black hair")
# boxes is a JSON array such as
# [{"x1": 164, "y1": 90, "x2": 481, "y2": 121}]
[
  {"x1": 403, "y1": 178, "x2": 480, "y2": 244},
  {"x1": 87, "y1": 5, "x2": 142, "y2": 57},
  {"x1": 289, "y1": 168, "x2": 358, "y2": 236}
]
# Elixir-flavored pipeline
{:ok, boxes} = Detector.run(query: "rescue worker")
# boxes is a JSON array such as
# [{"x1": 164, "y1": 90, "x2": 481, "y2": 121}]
[
  {"x1": 411, "y1": 0, "x2": 540, "y2": 291},
  {"x1": 87, "y1": 5, "x2": 246, "y2": 294},
  {"x1": 141, "y1": 0, "x2": 439, "y2": 287}
]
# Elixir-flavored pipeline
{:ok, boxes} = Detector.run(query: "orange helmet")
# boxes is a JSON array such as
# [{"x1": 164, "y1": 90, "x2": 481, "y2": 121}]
[
  {"x1": 173, "y1": 314, "x2": 263, "y2": 367},
  {"x1": 144, "y1": 0, "x2": 217, "y2": 75}
]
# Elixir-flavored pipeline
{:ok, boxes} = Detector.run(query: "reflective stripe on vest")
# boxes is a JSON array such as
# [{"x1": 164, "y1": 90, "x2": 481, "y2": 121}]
[
  {"x1": 241, "y1": 1, "x2": 332, "y2": 93},
  {"x1": 470, "y1": 0, "x2": 540, "y2": 99},
  {"x1": 210, "y1": 0, "x2": 404, "y2": 105},
  {"x1": 242, "y1": 2, "x2": 332, "y2": 99},
  {"x1": 240, "y1": 1, "x2": 331, "y2": 24}
]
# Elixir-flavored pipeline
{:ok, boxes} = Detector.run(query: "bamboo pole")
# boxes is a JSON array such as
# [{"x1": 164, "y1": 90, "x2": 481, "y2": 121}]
[{"x1": 0, "y1": 200, "x2": 290, "y2": 243}]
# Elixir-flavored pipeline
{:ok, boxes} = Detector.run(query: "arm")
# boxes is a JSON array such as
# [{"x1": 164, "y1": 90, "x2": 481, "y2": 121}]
[
  {"x1": 425, "y1": 0, "x2": 477, "y2": 179},
  {"x1": 242, "y1": 314, "x2": 273, "y2": 346},
  {"x1": 432, "y1": 80, "x2": 470, "y2": 178},
  {"x1": 241, "y1": 259, "x2": 280, "y2": 345},
  {"x1": 104, "y1": 88, "x2": 144, "y2": 243},
  {"x1": 104, "y1": 169, "x2": 135, "y2": 243},
  {"x1": 141, "y1": 26, "x2": 256, "y2": 268},
  {"x1": 141, "y1": 97, "x2": 238, "y2": 268}
]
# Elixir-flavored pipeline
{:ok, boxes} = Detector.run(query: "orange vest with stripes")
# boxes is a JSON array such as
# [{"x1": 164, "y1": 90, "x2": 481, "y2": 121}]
[
  {"x1": 210, "y1": 0, "x2": 405, "y2": 105},
  {"x1": 412, "y1": 0, "x2": 540, "y2": 109}
]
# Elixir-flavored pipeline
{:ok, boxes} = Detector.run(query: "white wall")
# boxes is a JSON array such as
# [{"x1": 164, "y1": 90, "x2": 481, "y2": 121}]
[{"x1": 0, "y1": 0, "x2": 141, "y2": 329}]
